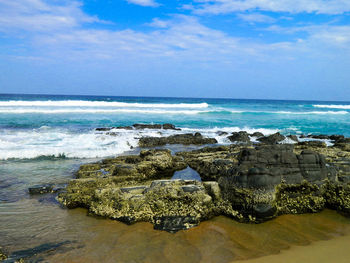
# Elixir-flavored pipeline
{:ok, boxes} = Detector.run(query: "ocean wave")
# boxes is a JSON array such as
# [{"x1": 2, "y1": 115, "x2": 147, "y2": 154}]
[
  {"x1": 313, "y1": 104, "x2": 350, "y2": 110},
  {"x1": 0, "y1": 126, "x2": 279, "y2": 160},
  {"x1": 0, "y1": 100, "x2": 209, "y2": 109},
  {"x1": 202, "y1": 109, "x2": 348, "y2": 115},
  {"x1": 274, "y1": 111, "x2": 348, "y2": 115},
  {"x1": 0, "y1": 109, "x2": 204, "y2": 115}
]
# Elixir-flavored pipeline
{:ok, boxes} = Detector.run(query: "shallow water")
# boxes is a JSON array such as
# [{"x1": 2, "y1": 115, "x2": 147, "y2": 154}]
[{"x1": 1, "y1": 159, "x2": 350, "y2": 262}]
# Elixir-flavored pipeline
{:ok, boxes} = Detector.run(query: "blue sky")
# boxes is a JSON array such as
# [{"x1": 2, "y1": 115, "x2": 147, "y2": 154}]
[{"x1": 0, "y1": 0, "x2": 349, "y2": 100}]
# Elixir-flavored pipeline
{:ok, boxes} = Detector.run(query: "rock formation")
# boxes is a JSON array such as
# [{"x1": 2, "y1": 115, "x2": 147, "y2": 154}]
[{"x1": 56, "y1": 129, "x2": 350, "y2": 232}]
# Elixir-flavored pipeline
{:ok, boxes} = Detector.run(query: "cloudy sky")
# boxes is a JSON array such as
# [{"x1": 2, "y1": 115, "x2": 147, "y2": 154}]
[{"x1": 0, "y1": 0, "x2": 349, "y2": 100}]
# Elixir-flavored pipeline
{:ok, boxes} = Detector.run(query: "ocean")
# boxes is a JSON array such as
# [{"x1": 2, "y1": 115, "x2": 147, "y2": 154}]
[
  {"x1": 1, "y1": 93, "x2": 350, "y2": 262},
  {"x1": 0, "y1": 93, "x2": 349, "y2": 160}
]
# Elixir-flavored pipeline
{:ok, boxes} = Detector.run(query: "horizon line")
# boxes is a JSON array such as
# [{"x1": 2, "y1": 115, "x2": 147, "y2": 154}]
[{"x1": 0, "y1": 92, "x2": 350, "y2": 103}]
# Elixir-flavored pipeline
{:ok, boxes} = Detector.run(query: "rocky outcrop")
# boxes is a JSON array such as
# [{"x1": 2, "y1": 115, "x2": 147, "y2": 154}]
[
  {"x1": 59, "y1": 178, "x2": 231, "y2": 233},
  {"x1": 138, "y1": 133, "x2": 217, "y2": 147},
  {"x1": 58, "y1": 149, "x2": 187, "y2": 209},
  {"x1": 58, "y1": 136, "x2": 350, "y2": 231},
  {"x1": 250, "y1": 132, "x2": 264, "y2": 138},
  {"x1": 257, "y1": 132, "x2": 285, "y2": 144},
  {"x1": 177, "y1": 145, "x2": 241, "y2": 181},
  {"x1": 227, "y1": 131, "x2": 250, "y2": 143}
]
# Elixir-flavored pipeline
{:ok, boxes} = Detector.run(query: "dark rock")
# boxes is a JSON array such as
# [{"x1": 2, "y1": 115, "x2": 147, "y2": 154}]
[
  {"x1": 307, "y1": 134, "x2": 330, "y2": 140},
  {"x1": 251, "y1": 203, "x2": 277, "y2": 222},
  {"x1": 95, "y1": 127, "x2": 113, "y2": 131},
  {"x1": 257, "y1": 132, "x2": 285, "y2": 144},
  {"x1": 250, "y1": 132, "x2": 264, "y2": 138},
  {"x1": 217, "y1": 131, "x2": 228, "y2": 136},
  {"x1": 139, "y1": 133, "x2": 217, "y2": 147},
  {"x1": 298, "y1": 141, "x2": 327, "y2": 148},
  {"x1": 115, "y1": 126, "x2": 133, "y2": 130},
  {"x1": 153, "y1": 216, "x2": 199, "y2": 233},
  {"x1": 329, "y1": 135, "x2": 345, "y2": 142},
  {"x1": 228, "y1": 131, "x2": 250, "y2": 143},
  {"x1": 7, "y1": 241, "x2": 71, "y2": 262},
  {"x1": 116, "y1": 216, "x2": 136, "y2": 225},
  {"x1": 133, "y1": 123, "x2": 162, "y2": 129},
  {"x1": 287, "y1": 135, "x2": 299, "y2": 142},
  {"x1": 162, "y1": 123, "x2": 181, "y2": 130},
  {"x1": 28, "y1": 184, "x2": 54, "y2": 195},
  {"x1": 335, "y1": 138, "x2": 350, "y2": 144}
]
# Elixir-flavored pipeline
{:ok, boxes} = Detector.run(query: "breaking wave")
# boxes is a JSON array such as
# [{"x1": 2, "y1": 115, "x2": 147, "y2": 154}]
[
  {"x1": 313, "y1": 104, "x2": 350, "y2": 110},
  {"x1": 0, "y1": 100, "x2": 209, "y2": 109}
]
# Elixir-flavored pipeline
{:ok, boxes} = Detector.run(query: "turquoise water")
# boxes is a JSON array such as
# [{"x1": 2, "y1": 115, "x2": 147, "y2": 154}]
[{"x1": 0, "y1": 93, "x2": 349, "y2": 160}]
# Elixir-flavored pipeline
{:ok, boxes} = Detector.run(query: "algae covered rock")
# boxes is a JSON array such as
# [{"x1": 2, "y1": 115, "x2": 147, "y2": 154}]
[
  {"x1": 177, "y1": 145, "x2": 241, "y2": 181},
  {"x1": 58, "y1": 139, "x2": 350, "y2": 231},
  {"x1": 76, "y1": 149, "x2": 186, "y2": 180},
  {"x1": 61, "y1": 179, "x2": 227, "y2": 232},
  {"x1": 324, "y1": 181, "x2": 350, "y2": 216},
  {"x1": 59, "y1": 149, "x2": 187, "y2": 208},
  {"x1": 0, "y1": 248, "x2": 7, "y2": 261}
]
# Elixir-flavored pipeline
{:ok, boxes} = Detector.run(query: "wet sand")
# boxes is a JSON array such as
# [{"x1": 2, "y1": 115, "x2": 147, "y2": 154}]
[
  {"x1": 235, "y1": 233, "x2": 350, "y2": 263},
  {"x1": 43, "y1": 209, "x2": 350, "y2": 263}
]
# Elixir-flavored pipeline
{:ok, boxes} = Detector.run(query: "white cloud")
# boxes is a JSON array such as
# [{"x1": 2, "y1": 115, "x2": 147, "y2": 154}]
[
  {"x1": 126, "y1": 0, "x2": 159, "y2": 7},
  {"x1": 237, "y1": 13, "x2": 276, "y2": 23},
  {"x1": 0, "y1": 0, "x2": 349, "y2": 71},
  {"x1": 191, "y1": 0, "x2": 350, "y2": 15},
  {"x1": 0, "y1": 0, "x2": 104, "y2": 33}
]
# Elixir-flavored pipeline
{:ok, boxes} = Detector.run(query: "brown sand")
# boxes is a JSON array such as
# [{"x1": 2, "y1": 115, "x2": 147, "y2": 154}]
[
  {"x1": 235, "y1": 233, "x2": 350, "y2": 263},
  {"x1": 44, "y1": 209, "x2": 350, "y2": 263}
]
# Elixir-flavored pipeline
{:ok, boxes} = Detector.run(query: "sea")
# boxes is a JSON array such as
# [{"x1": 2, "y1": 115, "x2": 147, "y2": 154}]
[{"x1": 1, "y1": 93, "x2": 350, "y2": 262}]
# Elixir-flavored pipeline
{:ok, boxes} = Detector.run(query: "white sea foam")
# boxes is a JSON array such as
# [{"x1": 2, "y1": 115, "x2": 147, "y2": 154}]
[
  {"x1": 0, "y1": 126, "x2": 279, "y2": 160},
  {"x1": 0, "y1": 100, "x2": 209, "y2": 108},
  {"x1": 0, "y1": 109, "x2": 204, "y2": 115},
  {"x1": 313, "y1": 104, "x2": 350, "y2": 110}
]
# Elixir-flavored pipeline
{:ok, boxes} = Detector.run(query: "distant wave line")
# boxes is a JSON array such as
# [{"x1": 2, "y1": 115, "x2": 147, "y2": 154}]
[
  {"x1": 313, "y1": 104, "x2": 350, "y2": 110},
  {"x1": 0, "y1": 100, "x2": 209, "y2": 109},
  {"x1": 0, "y1": 109, "x2": 203, "y2": 115},
  {"x1": 0, "y1": 108, "x2": 347, "y2": 115},
  {"x1": 207, "y1": 110, "x2": 348, "y2": 115},
  {"x1": 274, "y1": 110, "x2": 348, "y2": 115}
]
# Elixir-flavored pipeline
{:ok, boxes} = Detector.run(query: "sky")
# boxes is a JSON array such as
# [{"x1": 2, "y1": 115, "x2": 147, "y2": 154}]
[{"x1": 0, "y1": 0, "x2": 349, "y2": 100}]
